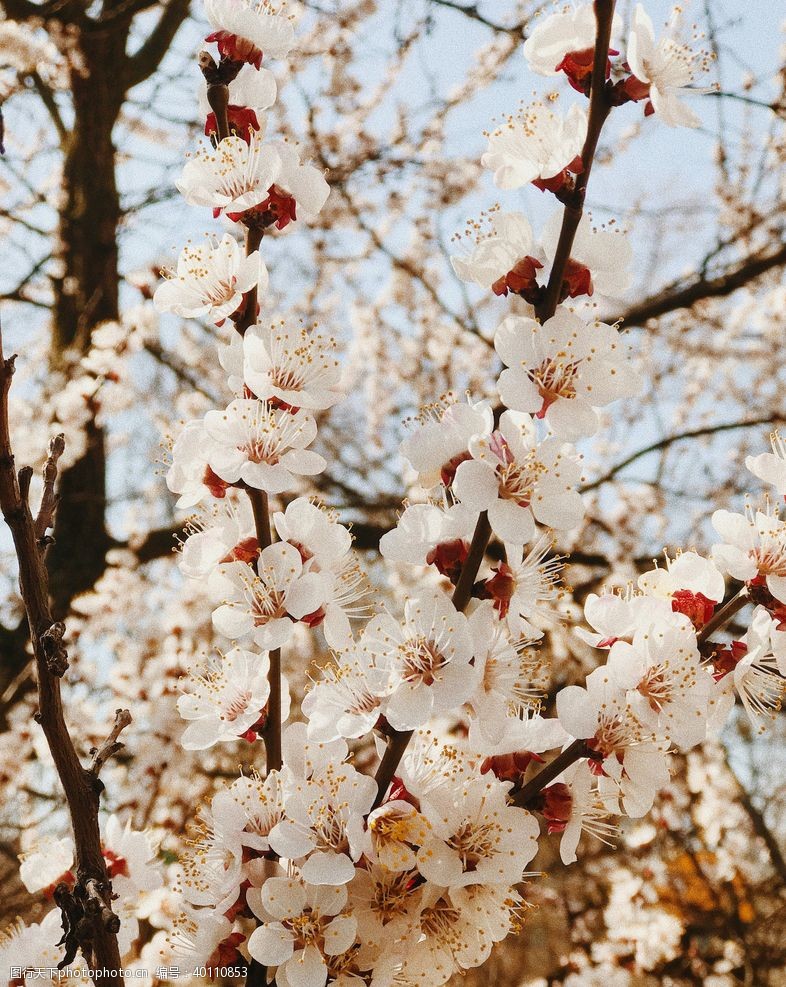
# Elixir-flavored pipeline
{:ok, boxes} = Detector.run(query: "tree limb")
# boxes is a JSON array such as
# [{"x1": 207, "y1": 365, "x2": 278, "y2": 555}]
[
  {"x1": 123, "y1": 0, "x2": 191, "y2": 92},
  {"x1": 0, "y1": 323, "x2": 127, "y2": 984}
]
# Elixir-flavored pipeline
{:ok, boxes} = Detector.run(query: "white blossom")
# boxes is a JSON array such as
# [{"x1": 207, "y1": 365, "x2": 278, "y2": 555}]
[
  {"x1": 154, "y1": 235, "x2": 266, "y2": 325},
  {"x1": 203, "y1": 398, "x2": 326, "y2": 492},
  {"x1": 495, "y1": 308, "x2": 640, "y2": 440},
  {"x1": 453, "y1": 410, "x2": 584, "y2": 544},
  {"x1": 481, "y1": 102, "x2": 586, "y2": 191},
  {"x1": 244, "y1": 319, "x2": 342, "y2": 409}
]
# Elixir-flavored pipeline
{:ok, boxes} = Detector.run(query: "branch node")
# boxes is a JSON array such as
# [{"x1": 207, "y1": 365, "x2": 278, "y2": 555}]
[
  {"x1": 35, "y1": 431, "x2": 66, "y2": 540},
  {"x1": 41, "y1": 620, "x2": 69, "y2": 676},
  {"x1": 89, "y1": 708, "x2": 132, "y2": 778},
  {"x1": 17, "y1": 464, "x2": 32, "y2": 503}
]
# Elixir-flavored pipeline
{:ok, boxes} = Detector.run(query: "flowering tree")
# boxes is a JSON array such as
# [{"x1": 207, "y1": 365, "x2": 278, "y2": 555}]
[{"x1": 1, "y1": 1, "x2": 785, "y2": 986}]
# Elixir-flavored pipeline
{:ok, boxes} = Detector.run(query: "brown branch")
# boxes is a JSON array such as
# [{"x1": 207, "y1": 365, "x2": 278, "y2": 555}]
[
  {"x1": 123, "y1": 0, "x2": 191, "y2": 92},
  {"x1": 536, "y1": 0, "x2": 615, "y2": 323},
  {"x1": 696, "y1": 586, "x2": 748, "y2": 644},
  {"x1": 0, "y1": 325, "x2": 126, "y2": 984},
  {"x1": 613, "y1": 239, "x2": 786, "y2": 329},
  {"x1": 580, "y1": 415, "x2": 786, "y2": 493},
  {"x1": 510, "y1": 739, "x2": 591, "y2": 808}
]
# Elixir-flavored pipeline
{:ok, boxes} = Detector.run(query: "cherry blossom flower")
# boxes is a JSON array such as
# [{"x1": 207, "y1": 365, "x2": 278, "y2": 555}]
[
  {"x1": 348, "y1": 864, "x2": 424, "y2": 966},
  {"x1": 220, "y1": 769, "x2": 287, "y2": 857},
  {"x1": 302, "y1": 648, "x2": 391, "y2": 741},
  {"x1": 254, "y1": 141, "x2": 331, "y2": 229},
  {"x1": 396, "y1": 885, "x2": 513, "y2": 985},
  {"x1": 450, "y1": 211, "x2": 541, "y2": 297},
  {"x1": 523, "y1": 3, "x2": 621, "y2": 89},
  {"x1": 605, "y1": 623, "x2": 710, "y2": 749},
  {"x1": 379, "y1": 500, "x2": 477, "y2": 579},
  {"x1": 543, "y1": 761, "x2": 619, "y2": 865},
  {"x1": 273, "y1": 497, "x2": 351, "y2": 568},
  {"x1": 0, "y1": 910, "x2": 91, "y2": 984},
  {"x1": 712, "y1": 506, "x2": 786, "y2": 605},
  {"x1": 167, "y1": 419, "x2": 229, "y2": 509},
  {"x1": 309, "y1": 557, "x2": 373, "y2": 649},
  {"x1": 557, "y1": 666, "x2": 671, "y2": 816},
  {"x1": 452, "y1": 410, "x2": 584, "y2": 544},
  {"x1": 416, "y1": 775, "x2": 539, "y2": 888},
  {"x1": 746, "y1": 431, "x2": 786, "y2": 498},
  {"x1": 177, "y1": 133, "x2": 281, "y2": 218},
  {"x1": 203, "y1": 399, "x2": 326, "y2": 493},
  {"x1": 637, "y1": 550, "x2": 725, "y2": 630},
  {"x1": 473, "y1": 709, "x2": 570, "y2": 766},
  {"x1": 244, "y1": 319, "x2": 342, "y2": 409},
  {"x1": 268, "y1": 756, "x2": 376, "y2": 884},
  {"x1": 467, "y1": 601, "x2": 545, "y2": 742},
  {"x1": 576, "y1": 588, "x2": 685, "y2": 649},
  {"x1": 177, "y1": 647, "x2": 275, "y2": 749},
  {"x1": 363, "y1": 800, "x2": 431, "y2": 872},
  {"x1": 710, "y1": 606, "x2": 786, "y2": 734},
  {"x1": 481, "y1": 101, "x2": 586, "y2": 192},
  {"x1": 401, "y1": 396, "x2": 493, "y2": 489},
  {"x1": 625, "y1": 4, "x2": 711, "y2": 128},
  {"x1": 19, "y1": 836, "x2": 73, "y2": 893},
  {"x1": 154, "y1": 234, "x2": 266, "y2": 325},
  {"x1": 180, "y1": 789, "x2": 248, "y2": 912},
  {"x1": 179, "y1": 497, "x2": 257, "y2": 581},
  {"x1": 169, "y1": 910, "x2": 242, "y2": 978},
  {"x1": 210, "y1": 547, "x2": 326, "y2": 649},
  {"x1": 247, "y1": 879, "x2": 356, "y2": 987},
  {"x1": 495, "y1": 308, "x2": 640, "y2": 440},
  {"x1": 541, "y1": 210, "x2": 632, "y2": 299},
  {"x1": 103, "y1": 815, "x2": 163, "y2": 895},
  {"x1": 482, "y1": 534, "x2": 564, "y2": 638},
  {"x1": 204, "y1": 0, "x2": 296, "y2": 69},
  {"x1": 362, "y1": 591, "x2": 476, "y2": 730}
]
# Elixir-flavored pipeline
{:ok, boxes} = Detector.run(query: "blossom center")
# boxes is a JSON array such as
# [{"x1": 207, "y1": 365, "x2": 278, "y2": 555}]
[
  {"x1": 398, "y1": 635, "x2": 446, "y2": 685},
  {"x1": 528, "y1": 355, "x2": 581, "y2": 416}
]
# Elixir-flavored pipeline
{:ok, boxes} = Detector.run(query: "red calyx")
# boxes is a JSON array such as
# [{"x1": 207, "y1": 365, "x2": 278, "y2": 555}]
[
  {"x1": 541, "y1": 782, "x2": 573, "y2": 833},
  {"x1": 387, "y1": 775, "x2": 420, "y2": 808},
  {"x1": 220, "y1": 537, "x2": 261, "y2": 566},
  {"x1": 560, "y1": 258, "x2": 593, "y2": 300},
  {"x1": 203, "y1": 466, "x2": 229, "y2": 499},
  {"x1": 205, "y1": 30, "x2": 264, "y2": 69},
  {"x1": 229, "y1": 185, "x2": 298, "y2": 230},
  {"x1": 300, "y1": 606, "x2": 327, "y2": 629},
  {"x1": 440, "y1": 450, "x2": 472, "y2": 487},
  {"x1": 480, "y1": 750, "x2": 544, "y2": 784},
  {"x1": 492, "y1": 255, "x2": 544, "y2": 301},
  {"x1": 478, "y1": 563, "x2": 515, "y2": 619},
  {"x1": 239, "y1": 710, "x2": 267, "y2": 743},
  {"x1": 43, "y1": 869, "x2": 76, "y2": 898},
  {"x1": 206, "y1": 932, "x2": 248, "y2": 974},
  {"x1": 426, "y1": 538, "x2": 469, "y2": 583},
  {"x1": 205, "y1": 105, "x2": 260, "y2": 144},
  {"x1": 670, "y1": 589, "x2": 717, "y2": 630},
  {"x1": 532, "y1": 155, "x2": 584, "y2": 194},
  {"x1": 556, "y1": 46, "x2": 619, "y2": 95},
  {"x1": 103, "y1": 849, "x2": 129, "y2": 880},
  {"x1": 711, "y1": 640, "x2": 747, "y2": 681}
]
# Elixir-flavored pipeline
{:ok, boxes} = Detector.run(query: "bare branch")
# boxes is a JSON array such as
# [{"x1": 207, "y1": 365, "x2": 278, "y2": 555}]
[
  {"x1": 123, "y1": 0, "x2": 191, "y2": 92},
  {"x1": 0, "y1": 321, "x2": 126, "y2": 984}
]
